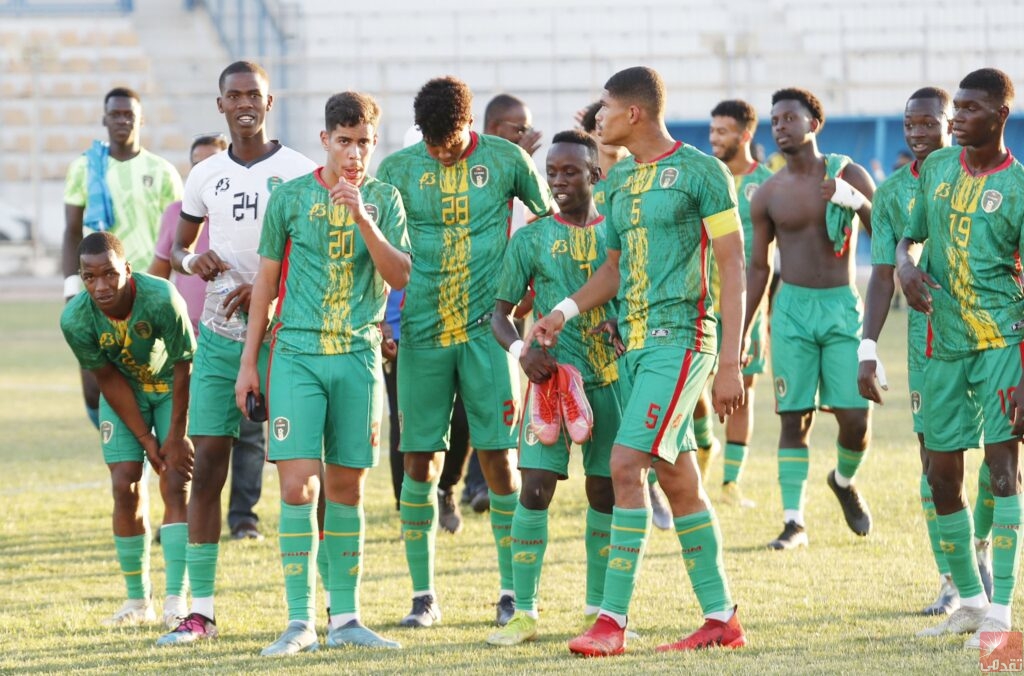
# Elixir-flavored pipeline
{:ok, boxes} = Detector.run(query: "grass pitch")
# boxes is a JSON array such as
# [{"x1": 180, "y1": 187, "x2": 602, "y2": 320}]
[{"x1": 0, "y1": 299, "x2": 998, "y2": 674}]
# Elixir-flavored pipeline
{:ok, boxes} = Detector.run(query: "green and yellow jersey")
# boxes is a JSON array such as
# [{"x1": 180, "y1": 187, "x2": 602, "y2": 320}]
[
  {"x1": 259, "y1": 169, "x2": 409, "y2": 355},
  {"x1": 60, "y1": 273, "x2": 196, "y2": 393},
  {"x1": 377, "y1": 132, "x2": 553, "y2": 348}
]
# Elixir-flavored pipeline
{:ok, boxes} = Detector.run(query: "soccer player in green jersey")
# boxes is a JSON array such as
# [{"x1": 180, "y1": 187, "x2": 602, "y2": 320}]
[
  {"x1": 63, "y1": 87, "x2": 184, "y2": 430},
  {"x1": 746, "y1": 87, "x2": 876, "y2": 551},
  {"x1": 235, "y1": 91, "x2": 410, "y2": 656},
  {"x1": 486, "y1": 130, "x2": 619, "y2": 646},
  {"x1": 528, "y1": 66, "x2": 748, "y2": 656},
  {"x1": 858, "y1": 87, "x2": 994, "y2": 615},
  {"x1": 708, "y1": 99, "x2": 775, "y2": 508},
  {"x1": 376, "y1": 76, "x2": 553, "y2": 629},
  {"x1": 896, "y1": 68, "x2": 1024, "y2": 647},
  {"x1": 60, "y1": 231, "x2": 195, "y2": 629}
]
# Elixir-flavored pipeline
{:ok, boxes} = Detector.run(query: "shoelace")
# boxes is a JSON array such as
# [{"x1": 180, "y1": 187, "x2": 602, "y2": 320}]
[
  {"x1": 559, "y1": 374, "x2": 582, "y2": 421},
  {"x1": 535, "y1": 380, "x2": 560, "y2": 423},
  {"x1": 178, "y1": 615, "x2": 208, "y2": 633}
]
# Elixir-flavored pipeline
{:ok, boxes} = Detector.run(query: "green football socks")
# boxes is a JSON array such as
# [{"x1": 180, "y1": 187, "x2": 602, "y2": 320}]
[
  {"x1": 279, "y1": 501, "x2": 317, "y2": 623},
  {"x1": 723, "y1": 442, "x2": 748, "y2": 484},
  {"x1": 675, "y1": 510, "x2": 732, "y2": 615},
  {"x1": 920, "y1": 475, "x2": 949, "y2": 575},
  {"x1": 778, "y1": 447, "x2": 809, "y2": 513},
  {"x1": 693, "y1": 414, "x2": 713, "y2": 449},
  {"x1": 490, "y1": 491, "x2": 519, "y2": 592},
  {"x1": 836, "y1": 443, "x2": 867, "y2": 482},
  {"x1": 991, "y1": 493, "x2": 1023, "y2": 605},
  {"x1": 936, "y1": 508, "x2": 984, "y2": 599},
  {"x1": 974, "y1": 461, "x2": 995, "y2": 541},
  {"x1": 114, "y1": 534, "x2": 150, "y2": 600},
  {"x1": 510, "y1": 504, "x2": 548, "y2": 613},
  {"x1": 601, "y1": 507, "x2": 650, "y2": 615},
  {"x1": 400, "y1": 475, "x2": 437, "y2": 593},
  {"x1": 324, "y1": 500, "x2": 363, "y2": 615},
  {"x1": 585, "y1": 508, "x2": 612, "y2": 609},
  {"x1": 159, "y1": 523, "x2": 188, "y2": 597}
]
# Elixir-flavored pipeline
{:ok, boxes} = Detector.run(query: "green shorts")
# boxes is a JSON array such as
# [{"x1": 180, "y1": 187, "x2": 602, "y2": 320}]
[
  {"x1": 266, "y1": 349, "x2": 382, "y2": 469},
  {"x1": 189, "y1": 324, "x2": 269, "y2": 438},
  {"x1": 518, "y1": 380, "x2": 621, "y2": 479},
  {"x1": 615, "y1": 346, "x2": 716, "y2": 465},
  {"x1": 398, "y1": 332, "x2": 519, "y2": 452},
  {"x1": 908, "y1": 367, "x2": 925, "y2": 435},
  {"x1": 99, "y1": 389, "x2": 173, "y2": 464},
  {"x1": 770, "y1": 284, "x2": 868, "y2": 412},
  {"x1": 923, "y1": 344, "x2": 1024, "y2": 451},
  {"x1": 907, "y1": 307, "x2": 930, "y2": 373}
]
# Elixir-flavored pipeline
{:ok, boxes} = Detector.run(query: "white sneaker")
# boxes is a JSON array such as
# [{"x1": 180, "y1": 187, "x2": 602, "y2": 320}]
[
  {"x1": 921, "y1": 575, "x2": 960, "y2": 616},
  {"x1": 965, "y1": 617, "x2": 1011, "y2": 649},
  {"x1": 162, "y1": 595, "x2": 188, "y2": 629},
  {"x1": 917, "y1": 604, "x2": 989, "y2": 637},
  {"x1": 102, "y1": 599, "x2": 156, "y2": 626}
]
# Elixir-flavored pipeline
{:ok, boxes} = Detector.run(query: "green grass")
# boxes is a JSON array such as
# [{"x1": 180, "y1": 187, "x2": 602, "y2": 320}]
[{"x1": 0, "y1": 299, "x2": 1000, "y2": 674}]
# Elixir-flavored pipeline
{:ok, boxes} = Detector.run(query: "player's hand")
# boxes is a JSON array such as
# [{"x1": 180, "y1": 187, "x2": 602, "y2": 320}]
[
  {"x1": 329, "y1": 176, "x2": 372, "y2": 225},
  {"x1": 520, "y1": 345, "x2": 558, "y2": 384},
  {"x1": 162, "y1": 436, "x2": 195, "y2": 479},
  {"x1": 235, "y1": 365, "x2": 261, "y2": 416},
  {"x1": 380, "y1": 323, "x2": 398, "y2": 361},
  {"x1": 222, "y1": 283, "x2": 252, "y2": 320},
  {"x1": 525, "y1": 312, "x2": 566, "y2": 349},
  {"x1": 518, "y1": 128, "x2": 543, "y2": 157},
  {"x1": 821, "y1": 176, "x2": 867, "y2": 209},
  {"x1": 897, "y1": 261, "x2": 940, "y2": 315},
  {"x1": 856, "y1": 339, "x2": 887, "y2": 403},
  {"x1": 740, "y1": 334, "x2": 753, "y2": 368},
  {"x1": 711, "y1": 363, "x2": 744, "y2": 422},
  {"x1": 189, "y1": 250, "x2": 232, "y2": 282},
  {"x1": 590, "y1": 318, "x2": 625, "y2": 357},
  {"x1": 139, "y1": 432, "x2": 164, "y2": 475}
]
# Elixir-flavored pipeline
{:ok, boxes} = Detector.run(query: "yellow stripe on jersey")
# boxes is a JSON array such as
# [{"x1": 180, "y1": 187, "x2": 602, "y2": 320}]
[{"x1": 704, "y1": 207, "x2": 741, "y2": 239}]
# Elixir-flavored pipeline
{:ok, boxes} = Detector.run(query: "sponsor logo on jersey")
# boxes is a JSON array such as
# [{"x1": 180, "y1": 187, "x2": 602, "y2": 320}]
[
  {"x1": 100, "y1": 420, "x2": 113, "y2": 444},
  {"x1": 550, "y1": 239, "x2": 568, "y2": 256},
  {"x1": 933, "y1": 182, "x2": 951, "y2": 199},
  {"x1": 364, "y1": 203, "x2": 379, "y2": 224},
  {"x1": 133, "y1": 321, "x2": 152, "y2": 339},
  {"x1": 418, "y1": 172, "x2": 436, "y2": 188},
  {"x1": 910, "y1": 390, "x2": 921, "y2": 413},
  {"x1": 267, "y1": 176, "x2": 284, "y2": 192},
  {"x1": 907, "y1": 196, "x2": 916, "y2": 215},
  {"x1": 214, "y1": 178, "x2": 230, "y2": 195},
  {"x1": 670, "y1": 413, "x2": 684, "y2": 429},
  {"x1": 470, "y1": 165, "x2": 489, "y2": 188},
  {"x1": 650, "y1": 328, "x2": 670, "y2": 337},
  {"x1": 659, "y1": 167, "x2": 679, "y2": 188},
  {"x1": 982, "y1": 189, "x2": 1003, "y2": 213},
  {"x1": 743, "y1": 182, "x2": 759, "y2": 201},
  {"x1": 142, "y1": 174, "x2": 153, "y2": 188},
  {"x1": 308, "y1": 202, "x2": 327, "y2": 220},
  {"x1": 273, "y1": 416, "x2": 290, "y2": 441},
  {"x1": 99, "y1": 332, "x2": 116, "y2": 348},
  {"x1": 774, "y1": 376, "x2": 787, "y2": 398}
]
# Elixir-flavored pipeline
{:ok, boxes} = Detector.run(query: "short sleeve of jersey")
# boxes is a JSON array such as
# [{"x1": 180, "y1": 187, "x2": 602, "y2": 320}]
[
  {"x1": 63, "y1": 155, "x2": 87, "y2": 207},
  {"x1": 869, "y1": 168, "x2": 907, "y2": 266},
  {"x1": 163, "y1": 285, "x2": 198, "y2": 363},
  {"x1": 375, "y1": 182, "x2": 411, "y2": 254},
  {"x1": 495, "y1": 227, "x2": 533, "y2": 304},
  {"x1": 258, "y1": 185, "x2": 289, "y2": 262},
  {"x1": 180, "y1": 162, "x2": 210, "y2": 221},
  {"x1": 60, "y1": 295, "x2": 107, "y2": 370},
  {"x1": 511, "y1": 146, "x2": 555, "y2": 217},
  {"x1": 698, "y1": 158, "x2": 741, "y2": 237}
]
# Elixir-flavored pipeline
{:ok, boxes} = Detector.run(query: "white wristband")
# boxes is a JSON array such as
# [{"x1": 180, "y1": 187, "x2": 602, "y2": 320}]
[
  {"x1": 830, "y1": 176, "x2": 866, "y2": 210},
  {"x1": 63, "y1": 274, "x2": 82, "y2": 299},
  {"x1": 552, "y1": 297, "x2": 580, "y2": 322},
  {"x1": 508, "y1": 340, "x2": 524, "y2": 360},
  {"x1": 181, "y1": 253, "x2": 199, "y2": 275},
  {"x1": 857, "y1": 339, "x2": 878, "y2": 363}
]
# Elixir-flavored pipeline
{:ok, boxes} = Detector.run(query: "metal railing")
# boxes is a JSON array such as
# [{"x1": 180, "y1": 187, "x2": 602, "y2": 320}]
[{"x1": 0, "y1": 0, "x2": 132, "y2": 14}]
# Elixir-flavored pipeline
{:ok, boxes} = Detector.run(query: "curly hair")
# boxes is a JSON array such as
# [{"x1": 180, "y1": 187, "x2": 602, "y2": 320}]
[
  {"x1": 710, "y1": 99, "x2": 758, "y2": 132},
  {"x1": 772, "y1": 87, "x2": 825, "y2": 125},
  {"x1": 959, "y1": 68, "x2": 1015, "y2": 106},
  {"x1": 414, "y1": 76, "x2": 473, "y2": 147}
]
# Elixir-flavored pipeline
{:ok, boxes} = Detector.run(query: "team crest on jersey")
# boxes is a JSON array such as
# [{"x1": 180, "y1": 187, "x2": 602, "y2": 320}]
[
  {"x1": 99, "y1": 332, "x2": 116, "y2": 348},
  {"x1": 215, "y1": 178, "x2": 231, "y2": 195},
  {"x1": 133, "y1": 321, "x2": 152, "y2": 339},
  {"x1": 100, "y1": 420, "x2": 113, "y2": 444},
  {"x1": 981, "y1": 189, "x2": 1003, "y2": 213},
  {"x1": 418, "y1": 172, "x2": 436, "y2": 188},
  {"x1": 142, "y1": 175, "x2": 153, "y2": 188},
  {"x1": 910, "y1": 390, "x2": 921, "y2": 413},
  {"x1": 744, "y1": 182, "x2": 759, "y2": 201},
  {"x1": 470, "y1": 165, "x2": 489, "y2": 188},
  {"x1": 659, "y1": 167, "x2": 679, "y2": 188},
  {"x1": 267, "y1": 176, "x2": 284, "y2": 193},
  {"x1": 273, "y1": 416, "x2": 290, "y2": 441},
  {"x1": 364, "y1": 204, "x2": 379, "y2": 224},
  {"x1": 774, "y1": 377, "x2": 788, "y2": 398}
]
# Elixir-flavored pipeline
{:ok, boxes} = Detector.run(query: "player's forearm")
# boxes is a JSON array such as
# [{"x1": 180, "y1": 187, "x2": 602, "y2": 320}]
[
  {"x1": 744, "y1": 260, "x2": 771, "y2": 338},
  {"x1": 239, "y1": 262, "x2": 278, "y2": 368},
  {"x1": 863, "y1": 265, "x2": 895, "y2": 341},
  {"x1": 167, "y1": 361, "x2": 191, "y2": 440},
  {"x1": 171, "y1": 218, "x2": 202, "y2": 274},
  {"x1": 93, "y1": 368, "x2": 150, "y2": 440},
  {"x1": 490, "y1": 301, "x2": 521, "y2": 351},
  {"x1": 360, "y1": 224, "x2": 411, "y2": 289},
  {"x1": 570, "y1": 257, "x2": 619, "y2": 314},
  {"x1": 856, "y1": 202, "x2": 873, "y2": 237},
  {"x1": 716, "y1": 254, "x2": 746, "y2": 368}
]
